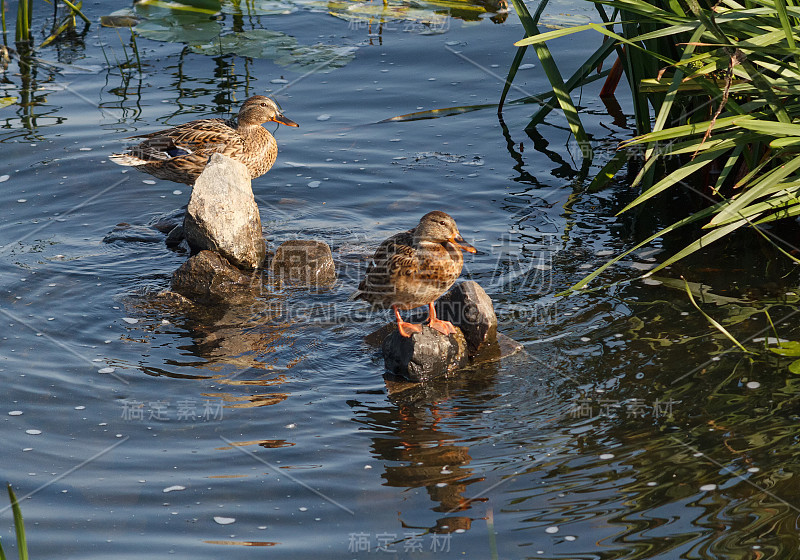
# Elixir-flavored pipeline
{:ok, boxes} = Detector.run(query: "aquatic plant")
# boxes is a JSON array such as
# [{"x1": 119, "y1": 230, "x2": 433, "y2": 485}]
[
  {"x1": 507, "y1": 0, "x2": 800, "y2": 291},
  {"x1": 0, "y1": 484, "x2": 29, "y2": 560},
  {"x1": 7, "y1": 0, "x2": 89, "y2": 48}
]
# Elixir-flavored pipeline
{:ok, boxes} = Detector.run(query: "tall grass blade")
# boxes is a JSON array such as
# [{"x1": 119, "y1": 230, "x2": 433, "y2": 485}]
[
  {"x1": 682, "y1": 276, "x2": 753, "y2": 353},
  {"x1": 510, "y1": 0, "x2": 590, "y2": 151},
  {"x1": 6, "y1": 485, "x2": 27, "y2": 560},
  {"x1": 499, "y1": 46, "x2": 527, "y2": 113},
  {"x1": 61, "y1": 0, "x2": 91, "y2": 25}
]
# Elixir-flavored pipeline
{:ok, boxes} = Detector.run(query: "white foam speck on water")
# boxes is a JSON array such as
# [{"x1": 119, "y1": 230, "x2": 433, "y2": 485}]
[
  {"x1": 518, "y1": 63, "x2": 536, "y2": 70},
  {"x1": 316, "y1": 114, "x2": 331, "y2": 121},
  {"x1": 258, "y1": 526, "x2": 267, "y2": 530},
  {"x1": 364, "y1": 465, "x2": 372, "y2": 469},
  {"x1": 163, "y1": 485, "x2": 186, "y2": 493},
  {"x1": 390, "y1": 138, "x2": 401, "y2": 142},
  {"x1": 746, "y1": 381, "x2": 760, "y2": 389},
  {"x1": 580, "y1": 337, "x2": 590, "y2": 342},
  {"x1": 299, "y1": 507, "x2": 308, "y2": 511},
  {"x1": 123, "y1": 317, "x2": 138, "y2": 324},
  {"x1": 9, "y1": 410, "x2": 22, "y2": 416},
  {"x1": 75, "y1": 406, "x2": 85, "y2": 410},
  {"x1": 23, "y1": 448, "x2": 32, "y2": 452},
  {"x1": 308, "y1": 181, "x2": 320, "y2": 188},
  {"x1": 285, "y1": 423, "x2": 296, "y2": 429},
  {"x1": 17, "y1": 199, "x2": 26, "y2": 203},
  {"x1": 214, "y1": 516, "x2": 236, "y2": 525},
  {"x1": 545, "y1": 526, "x2": 559, "y2": 534},
  {"x1": 599, "y1": 453, "x2": 614, "y2": 460},
  {"x1": 26, "y1": 429, "x2": 42, "y2": 435},
  {"x1": 173, "y1": 190, "x2": 182, "y2": 195},
  {"x1": 79, "y1": 147, "x2": 92, "y2": 151},
  {"x1": 142, "y1": 180, "x2": 156, "y2": 185},
  {"x1": 0, "y1": 175, "x2": 9, "y2": 182},
  {"x1": 98, "y1": 367, "x2": 115, "y2": 374},
  {"x1": 271, "y1": 79, "x2": 289, "y2": 84},
  {"x1": 564, "y1": 535, "x2": 576, "y2": 541},
  {"x1": 700, "y1": 484, "x2": 717, "y2": 492}
]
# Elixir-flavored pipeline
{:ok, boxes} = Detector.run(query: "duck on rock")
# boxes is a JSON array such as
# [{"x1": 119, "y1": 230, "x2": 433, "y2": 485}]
[
  {"x1": 110, "y1": 95, "x2": 298, "y2": 185},
  {"x1": 354, "y1": 211, "x2": 476, "y2": 337}
]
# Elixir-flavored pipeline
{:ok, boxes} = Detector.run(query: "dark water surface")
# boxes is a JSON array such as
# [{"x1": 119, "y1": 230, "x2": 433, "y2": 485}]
[{"x1": 1, "y1": 1, "x2": 799, "y2": 558}]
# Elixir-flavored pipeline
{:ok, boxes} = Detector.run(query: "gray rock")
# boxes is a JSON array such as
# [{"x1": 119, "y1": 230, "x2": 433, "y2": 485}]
[
  {"x1": 170, "y1": 250, "x2": 256, "y2": 305},
  {"x1": 382, "y1": 325, "x2": 468, "y2": 382},
  {"x1": 183, "y1": 154, "x2": 266, "y2": 270},
  {"x1": 271, "y1": 240, "x2": 335, "y2": 286},
  {"x1": 435, "y1": 281, "x2": 498, "y2": 356}
]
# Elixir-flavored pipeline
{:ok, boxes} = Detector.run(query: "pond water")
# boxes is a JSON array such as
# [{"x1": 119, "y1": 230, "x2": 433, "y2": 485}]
[{"x1": 1, "y1": 1, "x2": 799, "y2": 559}]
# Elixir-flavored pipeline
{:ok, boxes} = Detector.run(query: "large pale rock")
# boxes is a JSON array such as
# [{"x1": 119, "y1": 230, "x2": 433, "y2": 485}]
[
  {"x1": 183, "y1": 154, "x2": 266, "y2": 270},
  {"x1": 382, "y1": 325, "x2": 468, "y2": 382},
  {"x1": 171, "y1": 250, "x2": 255, "y2": 305},
  {"x1": 435, "y1": 281, "x2": 498, "y2": 356},
  {"x1": 271, "y1": 240, "x2": 336, "y2": 286}
]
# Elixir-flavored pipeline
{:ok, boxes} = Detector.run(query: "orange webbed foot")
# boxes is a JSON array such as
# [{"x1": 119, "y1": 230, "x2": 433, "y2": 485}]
[
  {"x1": 397, "y1": 321, "x2": 423, "y2": 338},
  {"x1": 428, "y1": 316, "x2": 457, "y2": 336}
]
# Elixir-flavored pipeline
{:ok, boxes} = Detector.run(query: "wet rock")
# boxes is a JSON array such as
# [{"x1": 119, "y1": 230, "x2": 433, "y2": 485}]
[
  {"x1": 183, "y1": 154, "x2": 266, "y2": 270},
  {"x1": 165, "y1": 225, "x2": 185, "y2": 249},
  {"x1": 271, "y1": 240, "x2": 335, "y2": 286},
  {"x1": 148, "y1": 207, "x2": 185, "y2": 233},
  {"x1": 103, "y1": 223, "x2": 164, "y2": 244},
  {"x1": 382, "y1": 325, "x2": 468, "y2": 382},
  {"x1": 435, "y1": 281, "x2": 497, "y2": 356},
  {"x1": 170, "y1": 250, "x2": 256, "y2": 305}
]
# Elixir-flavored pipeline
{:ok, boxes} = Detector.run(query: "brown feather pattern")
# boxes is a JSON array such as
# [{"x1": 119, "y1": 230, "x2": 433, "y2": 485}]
[
  {"x1": 110, "y1": 96, "x2": 295, "y2": 185},
  {"x1": 356, "y1": 212, "x2": 472, "y2": 311}
]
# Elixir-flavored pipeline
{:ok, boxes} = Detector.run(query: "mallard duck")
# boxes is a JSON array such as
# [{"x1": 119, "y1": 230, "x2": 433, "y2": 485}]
[
  {"x1": 355, "y1": 211, "x2": 476, "y2": 337},
  {"x1": 110, "y1": 95, "x2": 298, "y2": 185}
]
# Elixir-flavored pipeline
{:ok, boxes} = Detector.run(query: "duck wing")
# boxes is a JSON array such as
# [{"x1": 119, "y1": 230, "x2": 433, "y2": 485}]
[
  {"x1": 126, "y1": 118, "x2": 244, "y2": 162},
  {"x1": 356, "y1": 230, "x2": 417, "y2": 301}
]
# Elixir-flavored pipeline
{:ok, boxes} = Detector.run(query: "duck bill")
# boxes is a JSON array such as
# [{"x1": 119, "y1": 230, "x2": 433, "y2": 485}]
[
  {"x1": 451, "y1": 235, "x2": 476, "y2": 254},
  {"x1": 273, "y1": 114, "x2": 299, "y2": 127}
]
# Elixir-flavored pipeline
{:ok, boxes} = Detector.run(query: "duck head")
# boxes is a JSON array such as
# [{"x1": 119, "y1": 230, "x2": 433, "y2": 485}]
[
  {"x1": 413, "y1": 211, "x2": 476, "y2": 253},
  {"x1": 238, "y1": 95, "x2": 299, "y2": 128}
]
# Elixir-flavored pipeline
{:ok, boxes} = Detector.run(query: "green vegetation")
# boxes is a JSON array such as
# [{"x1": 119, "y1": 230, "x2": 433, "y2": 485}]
[
  {"x1": 0, "y1": 484, "x2": 29, "y2": 560},
  {"x1": 8, "y1": 0, "x2": 90, "y2": 48},
  {"x1": 507, "y1": 0, "x2": 800, "y2": 292}
]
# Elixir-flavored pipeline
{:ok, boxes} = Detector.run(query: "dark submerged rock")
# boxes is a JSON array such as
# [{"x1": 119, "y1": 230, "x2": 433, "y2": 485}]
[
  {"x1": 382, "y1": 325, "x2": 468, "y2": 382},
  {"x1": 183, "y1": 154, "x2": 266, "y2": 270},
  {"x1": 148, "y1": 207, "x2": 186, "y2": 233},
  {"x1": 165, "y1": 225, "x2": 186, "y2": 249},
  {"x1": 271, "y1": 239, "x2": 335, "y2": 286},
  {"x1": 170, "y1": 250, "x2": 256, "y2": 305},
  {"x1": 103, "y1": 223, "x2": 164, "y2": 244}
]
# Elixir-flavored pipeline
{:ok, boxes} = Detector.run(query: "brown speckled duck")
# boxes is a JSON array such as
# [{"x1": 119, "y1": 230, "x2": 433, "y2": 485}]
[
  {"x1": 110, "y1": 95, "x2": 298, "y2": 185},
  {"x1": 355, "y1": 211, "x2": 476, "y2": 337}
]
